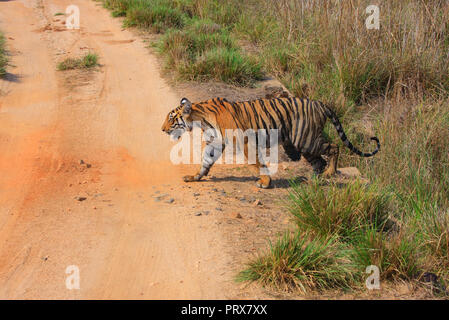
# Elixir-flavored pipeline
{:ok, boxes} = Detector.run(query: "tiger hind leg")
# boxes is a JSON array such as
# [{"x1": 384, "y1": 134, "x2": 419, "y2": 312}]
[
  {"x1": 244, "y1": 142, "x2": 271, "y2": 188},
  {"x1": 282, "y1": 140, "x2": 302, "y2": 161},
  {"x1": 303, "y1": 135, "x2": 339, "y2": 178},
  {"x1": 303, "y1": 153, "x2": 327, "y2": 175}
]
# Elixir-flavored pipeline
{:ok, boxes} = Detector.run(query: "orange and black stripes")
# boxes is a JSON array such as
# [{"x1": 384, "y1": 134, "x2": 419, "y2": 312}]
[{"x1": 188, "y1": 97, "x2": 380, "y2": 158}]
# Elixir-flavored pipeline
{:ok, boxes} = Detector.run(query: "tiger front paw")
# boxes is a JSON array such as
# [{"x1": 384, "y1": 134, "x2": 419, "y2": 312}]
[
  {"x1": 256, "y1": 175, "x2": 271, "y2": 189},
  {"x1": 321, "y1": 168, "x2": 336, "y2": 178}
]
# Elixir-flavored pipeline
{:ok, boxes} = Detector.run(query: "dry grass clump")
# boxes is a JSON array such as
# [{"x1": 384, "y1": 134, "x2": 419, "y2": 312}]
[{"x1": 57, "y1": 53, "x2": 99, "y2": 70}]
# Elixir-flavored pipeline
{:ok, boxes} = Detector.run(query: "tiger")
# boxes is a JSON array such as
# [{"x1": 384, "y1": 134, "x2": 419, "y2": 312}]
[{"x1": 161, "y1": 96, "x2": 380, "y2": 188}]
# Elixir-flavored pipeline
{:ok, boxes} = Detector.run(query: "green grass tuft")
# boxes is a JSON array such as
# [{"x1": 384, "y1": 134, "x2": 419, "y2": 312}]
[
  {"x1": 237, "y1": 232, "x2": 353, "y2": 293},
  {"x1": 57, "y1": 53, "x2": 99, "y2": 71},
  {"x1": 179, "y1": 47, "x2": 263, "y2": 85},
  {"x1": 349, "y1": 226, "x2": 421, "y2": 281},
  {"x1": 156, "y1": 18, "x2": 262, "y2": 85},
  {"x1": 0, "y1": 32, "x2": 7, "y2": 77},
  {"x1": 100, "y1": 0, "x2": 264, "y2": 86},
  {"x1": 287, "y1": 178, "x2": 391, "y2": 241},
  {"x1": 243, "y1": 176, "x2": 447, "y2": 291},
  {"x1": 123, "y1": 0, "x2": 186, "y2": 32}
]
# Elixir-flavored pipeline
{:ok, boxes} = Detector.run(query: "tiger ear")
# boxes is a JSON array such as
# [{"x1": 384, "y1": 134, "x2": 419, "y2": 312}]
[{"x1": 181, "y1": 97, "x2": 192, "y2": 116}]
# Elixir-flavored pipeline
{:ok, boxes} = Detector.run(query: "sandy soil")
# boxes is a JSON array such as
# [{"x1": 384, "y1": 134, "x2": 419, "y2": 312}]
[{"x1": 0, "y1": 0, "x2": 228, "y2": 299}]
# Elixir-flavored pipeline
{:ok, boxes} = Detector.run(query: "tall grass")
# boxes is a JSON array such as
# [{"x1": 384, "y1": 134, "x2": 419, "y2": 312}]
[
  {"x1": 356, "y1": 102, "x2": 449, "y2": 206},
  {"x1": 241, "y1": 177, "x2": 441, "y2": 292},
  {"x1": 157, "y1": 19, "x2": 262, "y2": 85},
  {"x1": 349, "y1": 226, "x2": 421, "y2": 281},
  {"x1": 0, "y1": 32, "x2": 7, "y2": 77},
  {"x1": 244, "y1": 1, "x2": 449, "y2": 293},
  {"x1": 287, "y1": 178, "x2": 391, "y2": 240},
  {"x1": 246, "y1": 0, "x2": 449, "y2": 105},
  {"x1": 123, "y1": 0, "x2": 186, "y2": 32},
  {"x1": 355, "y1": 101, "x2": 449, "y2": 279},
  {"x1": 102, "y1": 0, "x2": 449, "y2": 103},
  {"x1": 101, "y1": 0, "x2": 262, "y2": 85}
]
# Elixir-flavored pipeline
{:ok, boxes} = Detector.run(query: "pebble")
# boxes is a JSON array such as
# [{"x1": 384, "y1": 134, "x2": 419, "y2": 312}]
[
  {"x1": 154, "y1": 193, "x2": 168, "y2": 202},
  {"x1": 195, "y1": 210, "x2": 210, "y2": 217},
  {"x1": 75, "y1": 196, "x2": 87, "y2": 201},
  {"x1": 79, "y1": 159, "x2": 91, "y2": 168},
  {"x1": 165, "y1": 198, "x2": 175, "y2": 204},
  {"x1": 229, "y1": 212, "x2": 243, "y2": 219}
]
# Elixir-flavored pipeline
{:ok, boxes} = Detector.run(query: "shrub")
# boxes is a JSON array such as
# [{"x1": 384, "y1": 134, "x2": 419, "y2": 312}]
[
  {"x1": 103, "y1": 0, "x2": 131, "y2": 17},
  {"x1": 349, "y1": 226, "x2": 421, "y2": 281},
  {"x1": 287, "y1": 178, "x2": 391, "y2": 241},
  {"x1": 180, "y1": 47, "x2": 262, "y2": 85},
  {"x1": 124, "y1": 0, "x2": 186, "y2": 32},
  {"x1": 237, "y1": 232, "x2": 353, "y2": 292},
  {"x1": 252, "y1": 0, "x2": 449, "y2": 104}
]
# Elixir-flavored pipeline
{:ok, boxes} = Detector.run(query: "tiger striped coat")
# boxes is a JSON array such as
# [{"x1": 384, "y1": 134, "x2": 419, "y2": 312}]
[{"x1": 161, "y1": 97, "x2": 379, "y2": 188}]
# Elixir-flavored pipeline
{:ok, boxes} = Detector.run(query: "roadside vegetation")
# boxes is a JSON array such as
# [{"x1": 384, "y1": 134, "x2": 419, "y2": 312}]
[
  {"x1": 57, "y1": 53, "x2": 99, "y2": 71},
  {"x1": 100, "y1": 0, "x2": 449, "y2": 296},
  {"x1": 0, "y1": 32, "x2": 7, "y2": 77},
  {"x1": 100, "y1": 0, "x2": 262, "y2": 85}
]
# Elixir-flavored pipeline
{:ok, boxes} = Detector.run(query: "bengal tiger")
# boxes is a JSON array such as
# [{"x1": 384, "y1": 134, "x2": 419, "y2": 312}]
[{"x1": 161, "y1": 97, "x2": 380, "y2": 188}]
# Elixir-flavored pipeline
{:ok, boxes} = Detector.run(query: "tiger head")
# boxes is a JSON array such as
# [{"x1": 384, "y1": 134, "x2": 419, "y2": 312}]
[{"x1": 161, "y1": 97, "x2": 194, "y2": 140}]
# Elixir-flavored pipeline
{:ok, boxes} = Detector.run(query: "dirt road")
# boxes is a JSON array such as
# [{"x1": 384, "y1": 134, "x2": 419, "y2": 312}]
[
  {"x1": 0, "y1": 0, "x2": 245, "y2": 299},
  {"x1": 0, "y1": 0, "x2": 370, "y2": 300}
]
